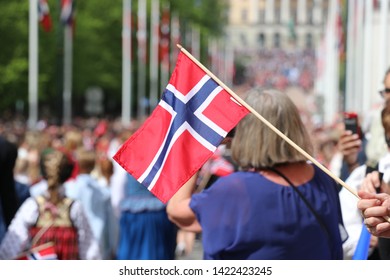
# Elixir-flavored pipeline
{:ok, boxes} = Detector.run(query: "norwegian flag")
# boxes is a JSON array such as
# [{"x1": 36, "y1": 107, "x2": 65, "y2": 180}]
[
  {"x1": 38, "y1": 0, "x2": 52, "y2": 32},
  {"x1": 16, "y1": 243, "x2": 58, "y2": 260},
  {"x1": 60, "y1": 0, "x2": 74, "y2": 26},
  {"x1": 113, "y1": 51, "x2": 249, "y2": 203}
]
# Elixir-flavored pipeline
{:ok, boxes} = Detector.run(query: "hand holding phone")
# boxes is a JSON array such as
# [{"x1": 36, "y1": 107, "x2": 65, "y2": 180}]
[{"x1": 344, "y1": 112, "x2": 362, "y2": 138}]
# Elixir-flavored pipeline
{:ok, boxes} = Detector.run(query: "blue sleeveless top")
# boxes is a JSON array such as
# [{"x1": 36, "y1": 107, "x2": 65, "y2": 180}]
[{"x1": 190, "y1": 164, "x2": 345, "y2": 260}]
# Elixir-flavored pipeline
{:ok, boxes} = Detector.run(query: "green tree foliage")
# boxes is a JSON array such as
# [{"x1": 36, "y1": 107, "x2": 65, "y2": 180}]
[
  {"x1": 0, "y1": 0, "x2": 226, "y2": 119},
  {"x1": 72, "y1": 0, "x2": 123, "y2": 115},
  {"x1": 0, "y1": 1, "x2": 29, "y2": 114}
]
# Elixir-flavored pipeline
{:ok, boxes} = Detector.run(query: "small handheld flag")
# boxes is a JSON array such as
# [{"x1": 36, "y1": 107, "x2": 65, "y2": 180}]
[
  {"x1": 352, "y1": 223, "x2": 371, "y2": 260},
  {"x1": 16, "y1": 242, "x2": 58, "y2": 260}
]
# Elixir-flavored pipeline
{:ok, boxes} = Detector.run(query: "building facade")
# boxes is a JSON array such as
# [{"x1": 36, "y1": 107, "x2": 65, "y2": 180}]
[{"x1": 226, "y1": 0, "x2": 328, "y2": 51}]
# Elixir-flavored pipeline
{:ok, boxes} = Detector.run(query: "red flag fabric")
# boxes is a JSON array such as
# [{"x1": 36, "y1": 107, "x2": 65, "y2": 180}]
[
  {"x1": 113, "y1": 51, "x2": 249, "y2": 203},
  {"x1": 38, "y1": 0, "x2": 52, "y2": 32},
  {"x1": 16, "y1": 243, "x2": 58, "y2": 260},
  {"x1": 209, "y1": 155, "x2": 235, "y2": 177},
  {"x1": 94, "y1": 120, "x2": 108, "y2": 137},
  {"x1": 60, "y1": 0, "x2": 74, "y2": 26}
]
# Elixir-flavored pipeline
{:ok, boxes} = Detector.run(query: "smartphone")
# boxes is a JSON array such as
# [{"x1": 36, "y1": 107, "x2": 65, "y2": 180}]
[{"x1": 344, "y1": 112, "x2": 362, "y2": 138}]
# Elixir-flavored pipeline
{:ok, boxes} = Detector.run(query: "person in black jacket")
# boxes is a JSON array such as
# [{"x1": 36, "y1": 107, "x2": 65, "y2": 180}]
[{"x1": 0, "y1": 136, "x2": 19, "y2": 242}]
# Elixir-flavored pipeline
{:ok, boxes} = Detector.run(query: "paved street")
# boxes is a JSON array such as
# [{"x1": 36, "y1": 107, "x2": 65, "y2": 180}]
[{"x1": 176, "y1": 237, "x2": 203, "y2": 260}]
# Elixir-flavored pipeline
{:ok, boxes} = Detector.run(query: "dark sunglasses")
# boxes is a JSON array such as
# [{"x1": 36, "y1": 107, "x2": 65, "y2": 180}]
[{"x1": 379, "y1": 88, "x2": 390, "y2": 96}]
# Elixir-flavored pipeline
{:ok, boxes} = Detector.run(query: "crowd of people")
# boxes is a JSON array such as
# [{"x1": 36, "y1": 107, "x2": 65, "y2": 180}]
[
  {"x1": 0, "y1": 114, "x2": 204, "y2": 260},
  {"x1": 1, "y1": 66, "x2": 390, "y2": 259},
  {"x1": 241, "y1": 48, "x2": 316, "y2": 91}
]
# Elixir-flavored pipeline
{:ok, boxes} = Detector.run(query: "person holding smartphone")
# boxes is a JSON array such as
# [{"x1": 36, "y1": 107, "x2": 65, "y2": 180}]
[
  {"x1": 339, "y1": 100, "x2": 390, "y2": 259},
  {"x1": 336, "y1": 68, "x2": 390, "y2": 183},
  {"x1": 336, "y1": 112, "x2": 379, "y2": 259},
  {"x1": 336, "y1": 112, "x2": 367, "y2": 182}
]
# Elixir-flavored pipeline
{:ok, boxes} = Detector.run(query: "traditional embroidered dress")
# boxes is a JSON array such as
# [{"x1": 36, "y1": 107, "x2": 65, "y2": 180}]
[
  {"x1": 0, "y1": 187, "x2": 101, "y2": 260},
  {"x1": 29, "y1": 196, "x2": 79, "y2": 260}
]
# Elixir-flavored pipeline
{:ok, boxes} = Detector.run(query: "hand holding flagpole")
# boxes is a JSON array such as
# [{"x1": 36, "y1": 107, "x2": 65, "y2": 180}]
[{"x1": 176, "y1": 44, "x2": 390, "y2": 223}]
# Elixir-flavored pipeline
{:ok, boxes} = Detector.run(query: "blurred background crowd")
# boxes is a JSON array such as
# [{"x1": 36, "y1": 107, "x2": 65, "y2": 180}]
[{"x1": 1, "y1": 0, "x2": 390, "y2": 260}]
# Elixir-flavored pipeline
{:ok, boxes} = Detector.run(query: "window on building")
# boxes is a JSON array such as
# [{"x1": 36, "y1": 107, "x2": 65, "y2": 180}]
[
  {"x1": 275, "y1": 8, "x2": 281, "y2": 24},
  {"x1": 242, "y1": 9, "x2": 248, "y2": 23},
  {"x1": 305, "y1": 33, "x2": 313, "y2": 49},
  {"x1": 323, "y1": 5, "x2": 328, "y2": 24},
  {"x1": 274, "y1": 33, "x2": 280, "y2": 48},
  {"x1": 259, "y1": 8, "x2": 265, "y2": 23},
  {"x1": 240, "y1": 33, "x2": 247, "y2": 45},
  {"x1": 258, "y1": 33, "x2": 265, "y2": 48},
  {"x1": 291, "y1": 6, "x2": 297, "y2": 24},
  {"x1": 313, "y1": 0, "x2": 322, "y2": 24},
  {"x1": 307, "y1": 1, "x2": 313, "y2": 24}
]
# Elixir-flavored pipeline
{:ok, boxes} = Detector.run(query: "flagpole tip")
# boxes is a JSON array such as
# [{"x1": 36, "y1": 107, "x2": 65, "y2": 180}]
[{"x1": 176, "y1": 44, "x2": 183, "y2": 50}]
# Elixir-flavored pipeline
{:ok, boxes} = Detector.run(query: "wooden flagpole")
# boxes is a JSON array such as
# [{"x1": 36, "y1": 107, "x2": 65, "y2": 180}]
[{"x1": 177, "y1": 44, "x2": 358, "y2": 196}]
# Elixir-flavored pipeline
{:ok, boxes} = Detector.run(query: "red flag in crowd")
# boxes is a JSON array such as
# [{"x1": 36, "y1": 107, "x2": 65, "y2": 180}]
[
  {"x1": 38, "y1": 0, "x2": 52, "y2": 32},
  {"x1": 113, "y1": 51, "x2": 249, "y2": 203},
  {"x1": 94, "y1": 120, "x2": 108, "y2": 137},
  {"x1": 209, "y1": 155, "x2": 236, "y2": 177}
]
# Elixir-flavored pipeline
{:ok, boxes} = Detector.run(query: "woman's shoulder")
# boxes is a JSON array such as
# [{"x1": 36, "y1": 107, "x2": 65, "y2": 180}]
[
  {"x1": 310, "y1": 164, "x2": 340, "y2": 195},
  {"x1": 20, "y1": 196, "x2": 40, "y2": 210},
  {"x1": 191, "y1": 172, "x2": 258, "y2": 209},
  {"x1": 199, "y1": 171, "x2": 265, "y2": 196},
  {"x1": 312, "y1": 163, "x2": 337, "y2": 182},
  {"x1": 212, "y1": 171, "x2": 260, "y2": 185}
]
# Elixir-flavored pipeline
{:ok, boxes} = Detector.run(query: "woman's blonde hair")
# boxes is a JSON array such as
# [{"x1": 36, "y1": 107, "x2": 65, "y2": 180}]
[
  {"x1": 40, "y1": 149, "x2": 74, "y2": 189},
  {"x1": 64, "y1": 130, "x2": 83, "y2": 151},
  {"x1": 231, "y1": 88, "x2": 313, "y2": 170}
]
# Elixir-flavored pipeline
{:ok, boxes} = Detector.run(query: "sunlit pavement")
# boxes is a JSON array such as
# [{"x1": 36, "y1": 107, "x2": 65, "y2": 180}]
[{"x1": 175, "y1": 238, "x2": 203, "y2": 260}]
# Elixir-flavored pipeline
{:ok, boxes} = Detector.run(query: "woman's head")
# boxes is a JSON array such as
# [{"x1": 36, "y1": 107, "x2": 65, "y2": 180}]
[
  {"x1": 231, "y1": 88, "x2": 313, "y2": 170},
  {"x1": 76, "y1": 148, "x2": 96, "y2": 174},
  {"x1": 40, "y1": 148, "x2": 74, "y2": 190},
  {"x1": 64, "y1": 130, "x2": 83, "y2": 152}
]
